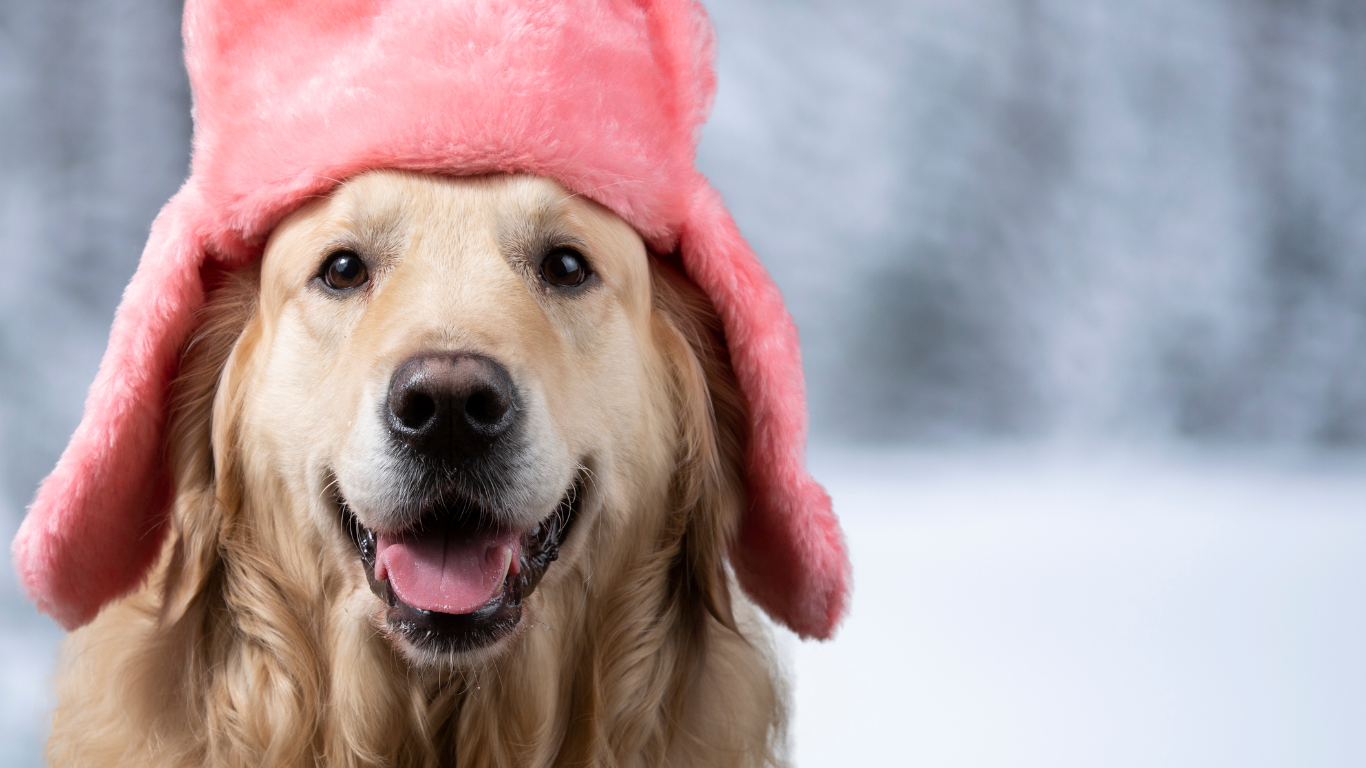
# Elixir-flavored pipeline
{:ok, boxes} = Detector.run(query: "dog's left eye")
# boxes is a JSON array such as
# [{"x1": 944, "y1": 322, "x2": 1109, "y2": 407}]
[
  {"x1": 541, "y1": 247, "x2": 589, "y2": 287},
  {"x1": 322, "y1": 250, "x2": 369, "y2": 291}
]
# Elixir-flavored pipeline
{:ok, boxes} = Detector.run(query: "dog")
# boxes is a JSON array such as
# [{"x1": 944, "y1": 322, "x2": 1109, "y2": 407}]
[{"x1": 47, "y1": 170, "x2": 786, "y2": 767}]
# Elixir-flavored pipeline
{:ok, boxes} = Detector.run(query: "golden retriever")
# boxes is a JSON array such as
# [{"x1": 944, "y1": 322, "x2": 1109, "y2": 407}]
[{"x1": 48, "y1": 170, "x2": 786, "y2": 767}]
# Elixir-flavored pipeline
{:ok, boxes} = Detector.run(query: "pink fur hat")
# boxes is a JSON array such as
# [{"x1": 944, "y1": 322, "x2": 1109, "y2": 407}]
[{"x1": 12, "y1": 0, "x2": 850, "y2": 639}]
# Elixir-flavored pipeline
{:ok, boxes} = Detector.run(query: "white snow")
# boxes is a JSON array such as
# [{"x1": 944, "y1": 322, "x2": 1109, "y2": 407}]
[{"x1": 787, "y1": 446, "x2": 1366, "y2": 767}]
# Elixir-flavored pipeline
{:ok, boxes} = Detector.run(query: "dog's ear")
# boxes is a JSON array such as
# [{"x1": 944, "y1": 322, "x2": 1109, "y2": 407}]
[
  {"x1": 649, "y1": 258, "x2": 748, "y2": 632},
  {"x1": 158, "y1": 265, "x2": 260, "y2": 623}
]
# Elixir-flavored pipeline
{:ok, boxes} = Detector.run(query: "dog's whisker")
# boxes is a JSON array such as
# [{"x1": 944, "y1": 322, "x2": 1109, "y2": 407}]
[
  {"x1": 556, "y1": 140, "x2": 593, "y2": 175},
  {"x1": 555, "y1": 177, "x2": 647, "y2": 205}
]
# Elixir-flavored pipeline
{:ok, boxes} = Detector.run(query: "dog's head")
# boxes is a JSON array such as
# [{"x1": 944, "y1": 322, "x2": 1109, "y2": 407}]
[{"x1": 169, "y1": 170, "x2": 744, "y2": 668}]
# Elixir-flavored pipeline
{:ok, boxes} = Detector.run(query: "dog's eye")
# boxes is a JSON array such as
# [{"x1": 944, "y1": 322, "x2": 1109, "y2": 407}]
[
  {"x1": 541, "y1": 247, "x2": 588, "y2": 287},
  {"x1": 323, "y1": 250, "x2": 369, "y2": 290}
]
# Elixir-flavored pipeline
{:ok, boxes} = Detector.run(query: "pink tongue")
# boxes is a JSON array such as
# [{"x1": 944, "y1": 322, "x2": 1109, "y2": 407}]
[{"x1": 375, "y1": 527, "x2": 521, "y2": 615}]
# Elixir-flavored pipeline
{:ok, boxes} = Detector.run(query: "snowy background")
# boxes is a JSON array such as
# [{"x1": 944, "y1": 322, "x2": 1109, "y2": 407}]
[{"x1": 4, "y1": 0, "x2": 1366, "y2": 765}]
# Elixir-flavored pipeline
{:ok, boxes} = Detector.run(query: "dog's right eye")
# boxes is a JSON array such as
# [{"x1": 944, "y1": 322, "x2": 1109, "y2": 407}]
[{"x1": 322, "y1": 250, "x2": 369, "y2": 291}]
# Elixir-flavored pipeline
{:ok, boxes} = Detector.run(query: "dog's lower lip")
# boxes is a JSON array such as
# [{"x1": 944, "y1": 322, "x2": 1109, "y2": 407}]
[{"x1": 339, "y1": 477, "x2": 582, "y2": 653}]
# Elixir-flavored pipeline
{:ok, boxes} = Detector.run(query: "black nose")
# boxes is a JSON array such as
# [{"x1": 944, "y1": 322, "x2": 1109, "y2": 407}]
[{"x1": 386, "y1": 353, "x2": 517, "y2": 461}]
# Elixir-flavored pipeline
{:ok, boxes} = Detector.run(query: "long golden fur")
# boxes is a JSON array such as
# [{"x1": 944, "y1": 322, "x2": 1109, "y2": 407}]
[{"x1": 48, "y1": 172, "x2": 786, "y2": 767}]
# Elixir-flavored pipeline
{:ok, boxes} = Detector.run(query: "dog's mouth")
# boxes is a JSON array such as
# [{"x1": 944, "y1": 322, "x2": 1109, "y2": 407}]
[{"x1": 340, "y1": 477, "x2": 583, "y2": 654}]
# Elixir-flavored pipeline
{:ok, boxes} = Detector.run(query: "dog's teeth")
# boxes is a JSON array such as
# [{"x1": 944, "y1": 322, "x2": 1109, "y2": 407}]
[{"x1": 501, "y1": 547, "x2": 514, "y2": 583}]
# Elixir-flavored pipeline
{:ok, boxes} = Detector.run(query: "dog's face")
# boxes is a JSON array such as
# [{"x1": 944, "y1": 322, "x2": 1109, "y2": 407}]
[{"x1": 230, "y1": 171, "x2": 681, "y2": 666}]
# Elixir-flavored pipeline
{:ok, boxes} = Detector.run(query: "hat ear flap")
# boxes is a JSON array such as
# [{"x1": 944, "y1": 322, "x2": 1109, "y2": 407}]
[
  {"x1": 12, "y1": 192, "x2": 210, "y2": 630},
  {"x1": 679, "y1": 183, "x2": 851, "y2": 641}
]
